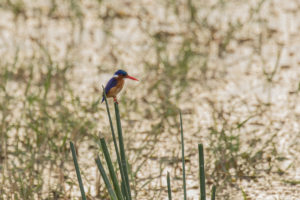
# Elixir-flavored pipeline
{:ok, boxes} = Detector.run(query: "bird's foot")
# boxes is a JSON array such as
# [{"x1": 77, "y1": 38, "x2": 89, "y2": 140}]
[{"x1": 113, "y1": 97, "x2": 119, "y2": 104}]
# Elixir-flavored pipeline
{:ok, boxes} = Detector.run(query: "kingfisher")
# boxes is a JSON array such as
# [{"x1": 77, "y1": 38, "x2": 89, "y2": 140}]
[{"x1": 102, "y1": 69, "x2": 138, "y2": 103}]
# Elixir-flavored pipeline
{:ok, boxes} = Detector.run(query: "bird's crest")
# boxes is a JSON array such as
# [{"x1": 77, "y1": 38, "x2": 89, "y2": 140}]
[{"x1": 114, "y1": 69, "x2": 128, "y2": 76}]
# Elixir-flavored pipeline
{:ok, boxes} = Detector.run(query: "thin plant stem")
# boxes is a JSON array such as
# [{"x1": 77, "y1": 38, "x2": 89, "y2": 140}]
[
  {"x1": 115, "y1": 102, "x2": 132, "y2": 200},
  {"x1": 95, "y1": 156, "x2": 118, "y2": 200},
  {"x1": 70, "y1": 141, "x2": 87, "y2": 200},
  {"x1": 198, "y1": 144, "x2": 206, "y2": 200},
  {"x1": 211, "y1": 185, "x2": 216, "y2": 200},
  {"x1": 100, "y1": 138, "x2": 124, "y2": 200},
  {"x1": 167, "y1": 172, "x2": 172, "y2": 200},
  {"x1": 180, "y1": 111, "x2": 187, "y2": 200},
  {"x1": 103, "y1": 87, "x2": 129, "y2": 199}
]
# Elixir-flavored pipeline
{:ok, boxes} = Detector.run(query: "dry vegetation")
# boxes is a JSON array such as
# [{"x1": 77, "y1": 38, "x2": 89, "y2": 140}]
[{"x1": 0, "y1": 0, "x2": 300, "y2": 199}]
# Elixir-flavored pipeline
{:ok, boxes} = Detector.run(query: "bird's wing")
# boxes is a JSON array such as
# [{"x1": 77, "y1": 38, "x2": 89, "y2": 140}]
[
  {"x1": 105, "y1": 77, "x2": 118, "y2": 94},
  {"x1": 102, "y1": 77, "x2": 117, "y2": 103}
]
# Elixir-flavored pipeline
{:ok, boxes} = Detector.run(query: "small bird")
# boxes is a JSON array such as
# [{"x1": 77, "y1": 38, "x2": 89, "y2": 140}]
[{"x1": 102, "y1": 69, "x2": 138, "y2": 103}]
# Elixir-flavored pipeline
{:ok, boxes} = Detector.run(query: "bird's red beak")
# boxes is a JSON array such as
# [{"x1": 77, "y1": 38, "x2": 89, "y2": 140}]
[{"x1": 126, "y1": 75, "x2": 138, "y2": 81}]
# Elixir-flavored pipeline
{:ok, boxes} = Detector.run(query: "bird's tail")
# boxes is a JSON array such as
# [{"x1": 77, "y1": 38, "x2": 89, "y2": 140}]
[{"x1": 101, "y1": 96, "x2": 105, "y2": 103}]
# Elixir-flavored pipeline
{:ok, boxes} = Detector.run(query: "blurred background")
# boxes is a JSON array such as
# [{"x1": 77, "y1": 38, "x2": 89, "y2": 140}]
[{"x1": 1, "y1": 0, "x2": 300, "y2": 199}]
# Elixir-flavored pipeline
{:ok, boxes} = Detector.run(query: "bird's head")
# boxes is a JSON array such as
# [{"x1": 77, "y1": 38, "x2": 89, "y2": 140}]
[{"x1": 114, "y1": 69, "x2": 138, "y2": 81}]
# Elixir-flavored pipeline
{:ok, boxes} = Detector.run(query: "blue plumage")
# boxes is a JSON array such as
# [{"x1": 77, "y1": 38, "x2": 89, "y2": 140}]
[
  {"x1": 102, "y1": 77, "x2": 117, "y2": 103},
  {"x1": 114, "y1": 70, "x2": 128, "y2": 76},
  {"x1": 101, "y1": 69, "x2": 138, "y2": 104}
]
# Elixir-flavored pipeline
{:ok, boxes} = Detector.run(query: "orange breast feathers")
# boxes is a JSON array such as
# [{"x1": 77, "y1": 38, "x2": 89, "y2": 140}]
[{"x1": 106, "y1": 78, "x2": 125, "y2": 98}]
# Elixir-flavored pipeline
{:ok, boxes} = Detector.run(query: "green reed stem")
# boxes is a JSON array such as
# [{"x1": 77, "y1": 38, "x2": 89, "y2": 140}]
[
  {"x1": 167, "y1": 172, "x2": 172, "y2": 200},
  {"x1": 103, "y1": 87, "x2": 129, "y2": 199},
  {"x1": 114, "y1": 102, "x2": 132, "y2": 200},
  {"x1": 198, "y1": 144, "x2": 206, "y2": 200},
  {"x1": 180, "y1": 111, "x2": 187, "y2": 200},
  {"x1": 95, "y1": 156, "x2": 118, "y2": 200},
  {"x1": 70, "y1": 141, "x2": 87, "y2": 200},
  {"x1": 100, "y1": 138, "x2": 124, "y2": 200},
  {"x1": 211, "y1": 185, "x2": 216, "y2": 200}
]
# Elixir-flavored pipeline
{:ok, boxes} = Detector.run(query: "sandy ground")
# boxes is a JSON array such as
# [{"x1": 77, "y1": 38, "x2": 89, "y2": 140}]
[{"x1": 1, "y1": 0, "x2": 300, "y2": 199}]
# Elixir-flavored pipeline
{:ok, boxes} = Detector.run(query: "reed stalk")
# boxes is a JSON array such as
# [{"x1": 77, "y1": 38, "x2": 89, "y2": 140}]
[
  {"x1": 103, "y1": 88, "x2": 129, "y2": 199},
  {"x1": 167, "y1": 172, "x2": 172, "y2": 200},
  {"x1": 211, "y1": 185, "x2": 216, "y2": 200},
  {"x1": 100, "y1": 138, "x2": 124, "y2": 200},
  {"x1": 198, "y1": 144, "x2": 206, "y2": 200},
  {"x1": 95, "y1": 155, "x2": 118, "y2": 200},
  {"x1": 114, "y1": 102, "x2": 132, "y2": 200},
  {"x1": 70, "y1": 141, "x2": 87, "y2": 200},
  {"x1": 180, "y1": 111, "x2": 187, "y2": 200}
]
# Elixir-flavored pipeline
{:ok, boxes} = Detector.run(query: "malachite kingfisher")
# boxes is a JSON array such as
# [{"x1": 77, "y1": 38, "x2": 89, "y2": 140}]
[{"x1": 102, "y1": 69, "x2": 138, "y2": 103}]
